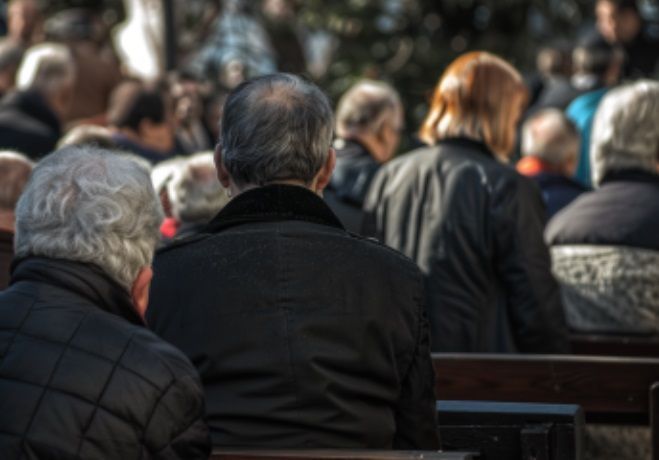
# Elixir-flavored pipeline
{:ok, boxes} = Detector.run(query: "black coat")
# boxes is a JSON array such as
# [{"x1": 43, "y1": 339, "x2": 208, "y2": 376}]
[
  {"x1": 147, "y1": 184, "x2": 439, "y2": 450},
  {"x1": 0, "y1": 90, "x2": 61, "y2": 160},
  {"x1": 0, "y1": 257, "x2": 211, "y2": 459},
  {"x1": 546, "y1": 169, "x2": 659, "y2": 250},
  {"x1": 363, "y1": 138, "x2": 569, "y2": 353},
  {"x1": 324, "y1": 139, "x2": 381, "y2": 234}
]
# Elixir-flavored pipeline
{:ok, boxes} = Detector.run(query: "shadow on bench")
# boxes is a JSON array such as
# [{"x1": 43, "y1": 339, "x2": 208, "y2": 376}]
[
  {"x1": 570, "y1": 333, "x2": 659, "y2": 358},
  {"x1": 210, "y1": 450, "x2": 478, "y2": 460}
]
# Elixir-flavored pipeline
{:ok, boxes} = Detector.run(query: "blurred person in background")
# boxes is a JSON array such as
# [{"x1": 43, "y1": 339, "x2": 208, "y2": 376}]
[
  {"x1": 0, "y1": 42, "x2": 74, "y2": 159},
  {"x1": 547, "y1": 80, "x2": 659, "y2": 335},
  {"x1": 44, "y1": 8, "x2": 123, "y2": 125},
  {"x1": 525, "y1": 44, "x2": 579, "y2": 114},
  {"x1": 107, "y1": 79, "x2": 177, "y2": 164},
  {"x1": 167, "y1": 152, "x2": 230, "y2": 239},
  {"x1": 324, "y1": 79, "x2": 403, "y2": 233},
  {"x1": 151, "y1": 155, "x2": 186, "y2": 242},
  {"x1": 57, "y1": 124, "x2": 117, "y2": 149},
  {"x1": 6, "y1": 0, "x2": 42, "y2": 47},
  {"x1": 0, "y1": 146, "x2": 211, "y2": 458},
  {"x1": 363, "y1": 51, "x2": 569, "y2": 353},
  {"x1": 0, "y1": 38, "x2": 24, "y2": 98},
  {"x1": 0, "y1": 150, "x2": 32, "y2": 289},
  {"x1": 169, "y1": 71, "x2": 214, "y2": 154},
  {"x1": 566, "y1": 40, "x2": 623, "y2": 188},
  {"x1": 590, "y1": 0, "x2": 659, "y2": 79},
  {"x1": 518, "y1": 109, "x2": 585, "y2": 219}
]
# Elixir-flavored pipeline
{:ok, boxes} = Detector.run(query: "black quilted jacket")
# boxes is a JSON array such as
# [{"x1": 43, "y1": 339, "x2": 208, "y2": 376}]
[{"x1": 0, "y1": 257, "x2": 211, "y2": 459}]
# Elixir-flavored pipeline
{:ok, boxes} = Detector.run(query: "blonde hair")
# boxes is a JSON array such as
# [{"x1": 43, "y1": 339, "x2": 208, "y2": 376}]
[{"x1": 419, "y1": 51, "x2": 527, "y2": 159}]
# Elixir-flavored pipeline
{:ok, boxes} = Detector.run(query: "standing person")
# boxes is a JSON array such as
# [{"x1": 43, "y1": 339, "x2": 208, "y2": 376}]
[
  {"x1": 363, "y1": 52, "x2": 569, "y2": 353},
  {"x1": 324, "y1": 80, "x2": 403, "y2": 233},
  {"x1": 148, "y1": 73, "x2": 439, "y2": 449},
  {"x1": 0, "y1": 146, "x2": 211, "y2": 458}
]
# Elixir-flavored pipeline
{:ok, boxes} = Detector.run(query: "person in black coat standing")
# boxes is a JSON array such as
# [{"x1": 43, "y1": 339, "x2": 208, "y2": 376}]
[
  {"x1": 363, "y1": 52, "x2": 569, "y2": 353},
  {"x1": 0, "y1": 146, "x2": 211, "y2": 458},
  {"x1": 324, "y1": 80, "x2": 403, "y2": 233},
  {"x1": 147, "y1": 73, "x2": 439, "y2": 450},
  {"x1": 0, "y1": 43, "x2": 75, "y2": 160}
]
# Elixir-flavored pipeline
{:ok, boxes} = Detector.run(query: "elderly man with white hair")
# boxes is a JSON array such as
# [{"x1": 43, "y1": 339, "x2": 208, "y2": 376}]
[
  {"x1": 0, "y1": 146, "x2": 211, "y2": 458},
  {"x1": 0, "y1": 42, "x2": 75, "y2": 159},
  {"x1": 147, "y1": 73, "x2": 439, "y2": 449},
  {"x1": 325, "y1": 79, "x2": 403, "y2": 233},
  {"x1": 546, "y1": 80, "x2": 659, "y2": 335},
  {"x1": 517, "y1": 108, "x2": 585, "y2": 219}
]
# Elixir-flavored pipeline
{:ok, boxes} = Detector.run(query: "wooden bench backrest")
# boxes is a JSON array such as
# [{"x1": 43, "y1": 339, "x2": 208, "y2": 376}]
[{"x1": 210, "y1": 450, "x2": 478, "y2": 460}]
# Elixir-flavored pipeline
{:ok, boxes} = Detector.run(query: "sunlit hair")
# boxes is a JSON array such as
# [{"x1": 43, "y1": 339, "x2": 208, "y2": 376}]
[{"x1": 419, "y1": 51, "x2": 528, "y2": 159}]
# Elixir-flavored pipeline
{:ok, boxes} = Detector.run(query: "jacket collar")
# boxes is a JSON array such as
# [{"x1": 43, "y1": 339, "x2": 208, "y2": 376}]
[
  {"x1": 1, "y1": 89, "x2": 61, "y2": 134},
  {"x1": 600, "y1": 168, "x2": 659, "y2": 187},
  {"x1": 205, "y1": 184, "x2": 344, "y2": 233},
  {"x1": 10, "y1": 256, "x2": 143, "y2": 326},
  {"x1": 438, "y1": 137, "x2": 495, "y2": 158}
]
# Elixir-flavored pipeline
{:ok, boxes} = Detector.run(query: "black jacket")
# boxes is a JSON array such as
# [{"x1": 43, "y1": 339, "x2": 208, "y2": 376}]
[
  {"x1": 147, "y1": 184, "x2": 439, "y2": 450},
  {"x1": 546, "y1": 169, "x2": 659, "y2": 250},
  {"x1": 0, "y1": 257, "x2": 211, "y2": 459},
  {"x1": 0, "y1": 90, "x2": 61, "y2": 160},
  {"x1": 363, "y1": 138, "x2": 569, "y2": 353},
  {"x1": 324, "y1": 139, "x2": 381, "y2": 234}
]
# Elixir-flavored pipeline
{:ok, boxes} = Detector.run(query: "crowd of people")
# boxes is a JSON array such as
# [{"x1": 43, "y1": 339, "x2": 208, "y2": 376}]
[{"x1": 0, "y1": 0, "x2": 658, "y2": 458}]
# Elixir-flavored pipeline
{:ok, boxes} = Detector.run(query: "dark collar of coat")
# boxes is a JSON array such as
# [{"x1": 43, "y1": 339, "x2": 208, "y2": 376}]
[
  {"x1": 205, "y1": 183, "x2": 345, "y2": 233},
  {"x1": 10, "y1": 256, "x2": 143, "y2": 326},
  {"x1": 600, "y1": 168, "x2": 659, "y2": 187},
  {"x1": 437, "y1": 137, "x2": 495, "y2": 158}
]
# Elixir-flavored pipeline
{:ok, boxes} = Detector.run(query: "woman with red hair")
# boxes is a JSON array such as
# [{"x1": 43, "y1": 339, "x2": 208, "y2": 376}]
[{"x1": 363, "y1": 51, "x2": 569, "y2": 353}]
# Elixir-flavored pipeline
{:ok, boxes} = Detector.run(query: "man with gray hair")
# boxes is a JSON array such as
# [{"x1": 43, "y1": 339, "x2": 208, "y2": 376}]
[
  {"x1": 0, "y1": 146, "x2": 211, "y2": 458},
  {"x1": 0, "y1": 42, "x2": 75, "y2": 159},
  {"x1": 147, "y1": 73, "x2": 439, "y2": 449},
  {"x1": 325, "y1": 79, "x2": 403, "y2": 233},
  {"x1": 517, "y1": 109, "x2": 585, "y2": 219}
]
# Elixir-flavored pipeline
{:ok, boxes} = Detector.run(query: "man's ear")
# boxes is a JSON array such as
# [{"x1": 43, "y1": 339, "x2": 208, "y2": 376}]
[
  {"x1": 214, "y1": 144, "x2": 231, "y2": 188},
  {"x1": 131, "y1": 266, "x2": 153, "y2": 321},
  {"x1": 313, "y1": 147, "x2": 336, "y2": 193}
]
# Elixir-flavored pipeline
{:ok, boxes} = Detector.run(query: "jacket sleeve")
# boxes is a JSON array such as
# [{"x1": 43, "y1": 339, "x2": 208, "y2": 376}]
[
  {"x1": 147, "y1": 374, "x2": 212, "y2": 459},
  {"x1": 491, "y1": 174, "x2": 570, "y2": 353},
  {"x1": 361, "y1": 164, "x2": 389, "y2": 239},
  {"x1": 393, "y1": 287, "x2": 440, "y2": 450}
]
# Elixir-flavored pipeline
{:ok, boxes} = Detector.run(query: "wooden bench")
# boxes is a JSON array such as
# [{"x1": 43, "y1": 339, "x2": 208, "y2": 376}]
[
  {"x1": 570, "y1": 333, "x2": 659, "y2": 358},
  {"x1": 211, "y1": 450, "x2": 478, "y2": 460},
  {"x1": 433, "y1": 353, "x2": 659, "y2": 459}
]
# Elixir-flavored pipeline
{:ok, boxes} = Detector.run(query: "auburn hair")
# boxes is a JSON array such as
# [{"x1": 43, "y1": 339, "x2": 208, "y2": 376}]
[{"x1": 419, "y1": 51, "x2": 528, "y2": 159}]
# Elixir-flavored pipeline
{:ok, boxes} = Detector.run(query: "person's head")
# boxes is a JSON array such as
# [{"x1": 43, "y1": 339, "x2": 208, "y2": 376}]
[
  {"x1": 14, "y1": 146, "x2": 164, "y2": 317},
  {"x1": 596, "y1": 0, "x2": 642, "y2": 44},
  {"x1": 151, "y1": 156, "x2": 186, "y2": 218},
  {"x1": 536, "y1": 46, "x2": 572, "y2": 79},
  {"x1": 572, "y1": 40, "x2": 624, "y2": 85},
  {"x1": 7, "y1": 0, "x2": 42, "y2": 45},
  {"x1": 419, "y1": 51, "x2": 527, "y2": 161},
  {"x1": 58, "y1": 124, "x2": 117, "y2": 149},
  {"x1": 16, "y1": 42, "x2": 76, "y2": 119},
  {"x1": 590, "y1": 80, "x2": 659, "y2": 186},
  {"x1": 216, "y1": 73, "x2": 335, "y2": 196},
  {"x1": 335, "y1": 80, "x2": 403, "y2": 163},
  {"x1": 168, "y1": 152, "x2": 230, "y2": 224},
  {"x1": 108, "y1": 80, "x2": 175, "y2": 153},
  {"x1": 0, "y1": 39, "x2": 25, "y2": 95},
  {"x1": 169, "y1": 71, "x2": 204, "y2": 128},
  {"x1": 521, "y1": 109, "x2": 580, "y2": 176},
  {"x1": 0, "y1": 151, "x2": 32, "y2": 231}
]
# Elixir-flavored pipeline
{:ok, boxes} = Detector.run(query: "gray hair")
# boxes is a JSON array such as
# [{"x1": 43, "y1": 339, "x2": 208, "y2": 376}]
[
  {"x1": 591, "y1": 80, "x2": 659, "y2": 187},
  {"x1": 14, "y1": 146, "x2": 164, "y2": 292},
  {"x1": 0, "y1": 151, "x2": 33, "y2": 211},
  {"x1": 335, "y1": 79, "x2": 401, "y2": 138},
  {"x1": 16, "y1": 42, "x2": 75, "y2": 96},
  {"x1": 521, "y1": 109, "x2": 580, "y2": 167},
  {"x1": 168, "y1": 152, "x2": 230, "y2": 223},
  {"x1": 219, "y1": 73, "x2": 333, "y2": 186}
]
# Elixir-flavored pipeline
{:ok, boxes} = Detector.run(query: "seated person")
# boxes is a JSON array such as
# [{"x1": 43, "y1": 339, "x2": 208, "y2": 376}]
[
  {"x1": 517, "y1": 109, "x2": 586, "y2": 219},
  {"x1": 546, "y1": 80, "x2": 659, "y2": 334},
  {"x1": 0, "y1": 150, "x2": 32, "y2": 289},
  {"x1": 0, "y1": 146, "x2": 210, "y2": 457},
  {"x1": 147, "y1": 73, "x2": 439, "y2": 449}
]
